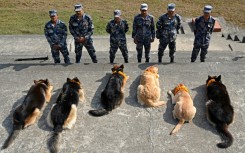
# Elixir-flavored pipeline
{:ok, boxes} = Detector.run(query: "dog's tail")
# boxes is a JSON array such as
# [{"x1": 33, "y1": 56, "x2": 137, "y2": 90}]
[
  {"x1": 88, "y1": 108, "x2": 110, "y2": 117},
  {"x1": 1, "y1": 125, "x2": 22, "y2": 150},
  {"x1": 216, "y1": 123, "x2": 233, "y2": 148},
  {"x1": 47, "y1": 125, "x2": 63, "y2": 153},
  {"x1": 170, "y1": 119, "x2": 185, "y2": 135}
]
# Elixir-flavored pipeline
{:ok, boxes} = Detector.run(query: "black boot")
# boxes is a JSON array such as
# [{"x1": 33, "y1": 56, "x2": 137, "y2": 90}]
[
  {"x1": 145, "y1": 58, "x2": 149, "y2": 63},
  {"x1": 201, "y1": 59, "x2": 205, "y2": 62},
  {"x1": 76, "y1": 57, "x2": 81, "y2": 63},
  {"x1": 124, "y1": 58, "x2": 128, "y2": 63},
  {"x1": 110, "y1": 59, "x2": 114, "y2": 64},
  {"x1": 138, "y1": 59, "x2": 141, "y2": 63},
  {"x1": 92, "y1": 59, "x2": 97, "y2": 63},
  {"x1": 158, "y1": 57, "x2": 162, "y2": 63},
  {"x1": 170, "y1": 57, "x2": 174, "y2": 63}
]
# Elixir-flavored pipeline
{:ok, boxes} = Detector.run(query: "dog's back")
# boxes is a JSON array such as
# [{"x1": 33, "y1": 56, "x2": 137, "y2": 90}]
[
  {"x1": 137, "y1": 66, "x2": 165, "y2": 107},
  {"x1": 47, "y1": 77, "x2": 84, "y2": 153},
  {"x1": 206, "y1": 75, "x2": 234, "y2": 148},
  {"x1": 168, "y1": 84, "x2": 196, "y2": 135},
  {"x1": 2, "y1": 79, "x2": 53, "y2": 150},
  {"x1": 89, "y1": 64, "x2": 128, "y2": 117},
  {"x1": 102, "y1": 73, "x2": 124, "y2": 109}
]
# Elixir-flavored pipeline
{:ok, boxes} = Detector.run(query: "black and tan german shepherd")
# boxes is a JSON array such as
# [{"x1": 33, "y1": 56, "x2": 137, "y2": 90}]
[
  {"x1": 206, "y1": 75, "x2": 234, "y2": 148},
  {"x1": 47, "y1": 77, "x2": 84, "y2": 153},
  {"x1": 89, "y1": 64, "x2": 129, "y2": 117},
  {"x1": 1, "y1": 79, "x2": 53, "y2": 149}
]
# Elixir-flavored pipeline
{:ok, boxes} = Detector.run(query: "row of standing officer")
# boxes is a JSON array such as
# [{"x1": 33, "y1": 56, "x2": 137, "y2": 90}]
[{"x1": 44, "y1": 3, "x2": 215, "y2": 64}]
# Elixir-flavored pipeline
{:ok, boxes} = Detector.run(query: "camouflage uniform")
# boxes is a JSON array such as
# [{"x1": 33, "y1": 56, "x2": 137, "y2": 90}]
[
  {"x1": 106, "y1": 19, "x2": 129, "y2": 63},
  {"x1": 132, "y1": 14, "x2": 155, "y2": 62},
  {"x1": 69, "y1": 14, "x2": 97, "y2": 63},
  {"x1": 156, "y1": 13, "x2": 181, "y2": 62},
  {"x1": 191, "y1": 16, "x2": 215, "y2": 62},
  {"x1": 44, "y1": 20, "x2": 70, "y2": 63}
]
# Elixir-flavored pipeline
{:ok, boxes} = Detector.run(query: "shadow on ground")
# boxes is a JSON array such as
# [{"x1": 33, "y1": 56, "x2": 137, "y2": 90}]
[
  {"x1": 191, "y1": 84, "x2": 217, "y2": 135},
  {"x1": 89, "y1": 73, "x2": 111, "y2": 109},
  {"x1": 2, "y1": 96, "x2": 25, "y2": 135},
  {"x1": 125, "y1": 75, "x2": 141, "y2": 108}
]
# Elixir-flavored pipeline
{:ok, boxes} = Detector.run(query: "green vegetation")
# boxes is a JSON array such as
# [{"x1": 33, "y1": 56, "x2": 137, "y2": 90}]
[{"x1": 0, "y1": 0, "x2": 244, "y2": 35}]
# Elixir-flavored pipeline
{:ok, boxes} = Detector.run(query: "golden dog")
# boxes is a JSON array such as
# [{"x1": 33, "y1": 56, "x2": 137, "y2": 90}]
[
  {"x1": 168, "y1": 84, "x2": 196, "y2": 135},
  {"x1": 137, "y1": 66, "x2": 166, "y2": 107}
]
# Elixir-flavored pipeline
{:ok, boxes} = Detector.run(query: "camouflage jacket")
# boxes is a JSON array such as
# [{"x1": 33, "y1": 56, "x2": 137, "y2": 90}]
[
  {"x1": 44, "y1": 20, "x2": 67, "y2": 47},
  {"x1": 156, "y1": 13, "x2": 182, "y2": 40},
  {"x1": 106, "y1": 19, "x2": 128, "y2": 42},
  {"x1": 69, "y1": 13, "x2": 94, "y2": 41},
  {"x1": 194, "y1": 16, "x2": 215, "y2": 45},
  {"x1": 132, "y1": 14, "x2": 155, "y2": 41}
]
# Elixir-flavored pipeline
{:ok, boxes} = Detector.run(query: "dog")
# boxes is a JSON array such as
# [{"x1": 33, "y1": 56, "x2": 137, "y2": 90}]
[
  {"x1": 206, "y1": 75, "x2": 234, "y2": 148},
  {"x1": 168, "y1": 84, "x2": 196, "y2": 135},
  {"x1": 47, "y1": 77, "x2": 85, "y2": 153},
  {"x1": 2, "y1": 79, "x2": 53, "y2": 149},
  {"x1": 137, "y1": 65, "x2": 166, "y2": 107},
  {"x1": 88, "y1": 64, "x2": 129, "y2": 117}
]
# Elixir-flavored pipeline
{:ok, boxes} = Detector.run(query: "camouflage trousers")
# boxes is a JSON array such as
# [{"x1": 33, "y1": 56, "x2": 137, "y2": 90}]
[
  {"x1": 51, "y1": 46, "x2": 70, "y2": 63},
  {"x1": 109, "y1": 41, "x2": 128, "y2": 63},
  {"x1": 158, "y1": 39, "x2": 176, "y2": 58},
  {"x1": 191, "y1": 44, "x2": 209, "y2": 62},
  {"x1": 75, "y1": 39, "x2": 97, "y2": 63},
  {"x1": 136, "y1": 39, "x2": 151, "y2": 61}
]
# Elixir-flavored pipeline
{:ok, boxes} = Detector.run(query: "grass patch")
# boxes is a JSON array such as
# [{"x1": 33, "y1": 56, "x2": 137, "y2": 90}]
[{"x1": 0, "y1": 0, "x2": 244, "y2": 35}]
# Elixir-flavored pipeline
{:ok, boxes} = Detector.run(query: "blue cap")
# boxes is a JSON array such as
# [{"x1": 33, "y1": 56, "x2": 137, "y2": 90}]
[
  {"x1": 114, "y1": 10, "x2": 121, "y2": 17},
  {"x1": 74, "y1": 4, "x2": 83, "y2": 11},
  {"x1": 49, "y1": 10, "x2": 57, "y2": 16},
  {"x1": 167, "y1": 3, "x2": 176, "y2": 11},
  {"x1": 140, "y1": 3, "x2": 148, "y2": 10},
  {"x1": 204, "y1": 5, "x2": 212, "y2": 13}
]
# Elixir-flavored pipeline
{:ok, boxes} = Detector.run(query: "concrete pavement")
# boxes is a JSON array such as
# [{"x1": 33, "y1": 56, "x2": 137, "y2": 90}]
[{"x1": 0, "y1": 19, "x2": 245, "y2": 153}]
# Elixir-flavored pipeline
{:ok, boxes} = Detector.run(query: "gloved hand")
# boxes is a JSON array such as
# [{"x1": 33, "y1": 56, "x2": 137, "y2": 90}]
[
  {"x1": 133, "y1": 38, "x2": 137, "y2": 44},
  {"x1": 52, "y1": 44, "x2": 61, "y2": 50},
  {"x1": 78, "y1": 37, "x2": 86, "y2": 43}
]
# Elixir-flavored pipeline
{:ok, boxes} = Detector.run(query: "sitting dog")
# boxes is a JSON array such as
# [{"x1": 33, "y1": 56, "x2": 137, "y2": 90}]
[
  {"x1": 168, "y1": 84, "x2": 196, "y2": 135},
  {"x1": 206, "y1": 75, "x2": 234, "y2": 148},
  {"x1": 47, "y1": 77, "x2": 85, "y2": 153},
  {"x1": 137, "y1": 65, "x2": 166, "y2": 107},
  {"x1": 89, "y1": 64, "x2": 129, "y2": 117},
  {"x1": 2, "y1": 79, "x2": 53, "y2": 149}
]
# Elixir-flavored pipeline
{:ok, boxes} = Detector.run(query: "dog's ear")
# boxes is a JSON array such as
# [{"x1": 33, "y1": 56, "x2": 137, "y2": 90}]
[
  {"x1": 67, "y1": 78, "x2": 71, "y2": 82},
  {"x1": 73, "y1": 77, "x2": 80, "y2": 82},
  {"x1": 216, "y1": 75, "x2": 221, "y2": 82},
  {"x1": 45, "y1": 79, "x2": 49, "y2": 83},
  {"x1": 120, "y1": 64, "x2": 124, "y2": 69},
  {"x1": 34, "y1": 80, "x2": 38, "y2": 84},
  {"x1": 208, "y1": 75, "x2": 211, "y2": 79}
]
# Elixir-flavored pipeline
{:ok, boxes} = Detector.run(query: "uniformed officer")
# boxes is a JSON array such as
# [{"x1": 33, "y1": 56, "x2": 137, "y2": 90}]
[
  {"x1": 191, "y1": 5, "x2": 215, "y2": 62},
  {"x1": 69, "y1": 4, "x2": 98, "y2": 63},
  {"x1": 44, "y1": 10, "x2": 70, "y2": 64},
  {"x1": 106, "y1": 10, "x2": 129, "y2": 63},
  {"x1": 156, "y1": 3, "x2": 182, "y2": 63},
  {"x1": 132, "y1": 3, "x2": 155, "y2": 63}
]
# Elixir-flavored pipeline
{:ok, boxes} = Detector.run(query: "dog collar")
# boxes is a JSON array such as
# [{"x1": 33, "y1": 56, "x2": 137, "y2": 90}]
[
  {"x1": 207, "y1": 79, "x2": 215, "y2": 86},
  {"x1": 174, "y1": 86, "x2": 189, "y2": 95},
  {"x1": 112, "y1": 71, "x2": 127, "y2": 78}
]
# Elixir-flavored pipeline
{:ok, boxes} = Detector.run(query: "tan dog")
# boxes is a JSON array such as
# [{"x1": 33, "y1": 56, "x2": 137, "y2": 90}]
[
  {"x1": 168, "y1": 84, "x2": 196, "y2": 135},
  {"x1": 137, "y1": 65, "x2": 166, "y2": 107}
]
